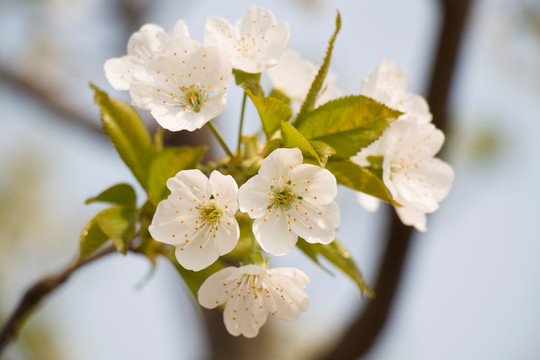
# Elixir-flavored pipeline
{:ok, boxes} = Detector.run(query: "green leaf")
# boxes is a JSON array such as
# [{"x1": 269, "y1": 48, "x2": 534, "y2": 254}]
[
  {"x1": 242, "y1": 80, "x2": 265, "y2": 98},
  {"x1": 268, "y1": 88, "x2": 291, "y2": 106},
  {"x1": 136, "y1": 201, "x2": 162, "y2": 264},
  {"x1": 233, "y1": 69, "x2": 261, "y2": 85},
  {"x1": 366, "y1": 155, "x2": 384, "y2": 179},
  {"x1": 325, "y1": 159, "x2": 398, "y2": 205},
  {"x1": 90, "y1": 84, "x2": 155, "y2": 188},
  {"x1": 296, "y1": 96, "x2": 401, "y2": 159},
  {"x1": 85, "y1": 183, "x2": 136, "y2": 208},
  {"x1": 95, "y1": 206, "x2": 137, "y2": 255},
  {"x1": 281, "y1": 122, "x2": 320, "y2": 165},
  {"x1": 154, "y1": 126, "x2": 164, "y2": 152},
  {"x1": 240, "y1": 133, "x2": 260, "y2": 159},
  {"x1": 263, "y1": 138, "x2": 283, "y2": 157},
  {"x1": 78, "y1": 217, "x2": 109, "y2": 262},
  {"x1": 147, "y1": 146, "x2": 207, "y2": 205},
  {"x1": 297, "y1": 238, "x2": 374, "y2": 297},
  {"x1": 294, "y1": 11, "x2": 341, "y2": 127},
  {"x1": 310, "y1": 140, "x2": 336, "y2": 167},
  {"x1": 244, "y1": 85, "x2": 292, "y2": 139}
]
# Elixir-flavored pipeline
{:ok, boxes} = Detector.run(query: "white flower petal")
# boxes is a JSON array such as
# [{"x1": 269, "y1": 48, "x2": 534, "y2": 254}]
[
  {"x1": 127, "y1": 24, "x2": 169, "y2": 57},
  {"x1": 204, "y1": 6, "x2": 289, "y2": 73},
  {"x1": 209, "y1": 171, "x2": 239, "y2": 212},
  {"x1": 256, "y1": 22, "x2": 290, "y2": 71},
  {"x1": 253, "y1": 211, "x2": 297, "y2": 255},
  {"x1": 268, "y1": 51, "x2": 317, "y2": 100},
  {"x1": 166, "y1": 169, "x2": 211, "y2": 199},
  {"x1": 268, "y1": 267, "x2": 310, "y2": 289},
  {"x1": 400, "y1": 94, "x2": 431, "y2": 123},
  {"x1": 224, "y1": 287, "x2": 267, "y2": 338},
  {"x1": 174, "y1": 231, "x2": 221, "y2": 271},
  {"x1": 265, "y1": 270, "x2": 309, "y2": 321},
  {"x1": 214, "y1": 218, "x2": 240, "y2": 255},
  {"x1": 395, "y1": 205, "x2": 427, "y2": 232},
  {"x1": 104, "y1": 57, "x2": 135, "y2": 91},
  {"x1": 424, "y1": 158, "x2": 455, "y2": 201},
  {"x1": 204, "y1": 16, "x2": 238, "y2": 53},
  {"x1": 172, "y1": 19, "x2": 190, "y2": 39},
  {"x1": 361, "y1": 58, "x2": 433, "y2": 125},
  {"x1": 148, "y1": 200, "x2": 199, "y2": 246},
  {"x1": 258, "y1": 147, "x2": 302, "y2": 179},
  {"x1": 268, "y1": 51, "x2": 340, "y2": 114},
  {"x1": 290, "y1": 164, "x2": 337, "y2": 204},
  {"x1": 290, "y1": 200, "x2": 338, "y2": 245},
  {"x1": 357, "y1": 193, "x2": 381, "y2": 212},
  {"x1": 197, "y1": 266, "x2": 237, "y2": 308},
  {"x1": 105, "y1": 23, "x2": 170, "y2": 91},
  {"x1": 237, "y1": 5, "x2": 277, "y2": 38},
  {"x1": 361, "y1": 58, "x2": 408, "y2": 107},
  {"x1": 238, "y1": 176, "x2": 273, "y2": 218}
]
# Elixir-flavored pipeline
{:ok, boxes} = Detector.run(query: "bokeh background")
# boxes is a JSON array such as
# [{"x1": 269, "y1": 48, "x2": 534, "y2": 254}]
[{"x1": 1, "y1": 0, "x2": 539, "y2": 359}]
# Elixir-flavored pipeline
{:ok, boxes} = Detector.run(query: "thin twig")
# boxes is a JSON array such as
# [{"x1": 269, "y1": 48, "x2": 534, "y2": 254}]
[
  {"x1": 207, "y1": 121, "x2": 234, "y2": 157},
  {"x1": 0, "y1": 244, "x2": 118, "y2": 354}
]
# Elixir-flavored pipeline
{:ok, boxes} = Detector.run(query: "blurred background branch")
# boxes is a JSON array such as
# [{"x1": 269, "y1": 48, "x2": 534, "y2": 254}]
[{"x1": 319, "y1": 0, "x2": 472, "y2": 358}]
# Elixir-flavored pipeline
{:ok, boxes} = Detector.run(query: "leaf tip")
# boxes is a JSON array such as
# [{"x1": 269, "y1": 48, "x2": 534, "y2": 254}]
[{"x1": 363, "y1": 287, "x2": 376, "y2": 299}]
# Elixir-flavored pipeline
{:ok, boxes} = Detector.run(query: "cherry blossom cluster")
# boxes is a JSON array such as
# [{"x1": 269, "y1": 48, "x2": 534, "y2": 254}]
[
  {"x1": 351, "y1": 59, "x2": 454, "y2": 231},
  {"x1": 103, "y1": 5, "x2": 454, "y2": 338},
  {"x1": 148, "y1": 147, "x2": 338, "y2": 337}
]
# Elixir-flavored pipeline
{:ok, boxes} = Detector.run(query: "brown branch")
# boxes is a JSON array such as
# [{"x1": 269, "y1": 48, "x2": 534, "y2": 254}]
[
  {"x1": 318, "y1": 0, "x2": 472, "y2": 359},
  {"x1": 0, "y1": 244, "x2": 118, "y2": 354},
  {"x1": 0, "y1": 65, "x2": 104, "y2": 137}
]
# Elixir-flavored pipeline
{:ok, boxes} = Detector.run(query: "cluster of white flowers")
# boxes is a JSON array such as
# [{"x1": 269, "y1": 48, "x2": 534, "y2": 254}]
[
  {"x1": 105, "y1": 6, "x2": 316, "y2": 337},
  {"x1": 105, "y1": 5, "x2": 289, "y2": 132},
  {"x1": 148, "y1": 148, "x2": 338, "y2": 337},
  {"x1": 351, "y1": 59, "x2": 454, "y2": 231},
  {"x1": 104, "y1": 5, "x2": 454, "y2": 338}
]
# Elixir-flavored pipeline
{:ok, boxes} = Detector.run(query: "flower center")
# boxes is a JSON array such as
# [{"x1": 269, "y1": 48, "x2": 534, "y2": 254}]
[
  {"x1": 179, "y1": 84, "x2": 208, "y2": 113},
  {"x1": 198, "y1": 201, "x2": 223, "y2": 227},
  {"x1": 269, "y1": 184, "x2": 297, "y2": 211},
  {"x1": 390, "y1": 155, "x2": 419, "y2": 173}
]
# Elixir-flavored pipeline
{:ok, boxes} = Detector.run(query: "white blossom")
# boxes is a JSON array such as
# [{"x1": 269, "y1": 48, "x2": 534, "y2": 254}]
[
  {"x1": 149, "y1": 170, "x2": 239, "y2": 271},
  {"x1": 204, "y1": 5, "x2": 290, "y2": 73},
  {"x1": 380, "y1": 120, "x2": 454, "y2": 231},
  {"x1": 353, "y1": 58, "x2": 438, "y2": 217},
  {"x1": 268, "y1": 51, "x2": 341, "y2": 114},
  {"x1": 104, "y1": 20, "x2": 189, "y2": 91},
  {"x1": 238, "y1": 148, "x2": 340, "y2": 255},
  {"x1": 361, "y1": 58, "x2": 432, "y2": 124},
  {"x1": 198, "y1": 264, "x2": 309, "y2": 338},
  {"x1": 127, "y1": 36, "x2": 232, "y2": 132}
]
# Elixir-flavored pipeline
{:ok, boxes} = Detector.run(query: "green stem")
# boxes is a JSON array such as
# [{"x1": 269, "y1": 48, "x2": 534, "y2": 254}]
[
  {"x1": 250, "y1": 233, "x2": 257, "y2": 260},
  {"x1": 207, "y1": 122, "x2": 233, "y2": 157},
  {"x1": 236, "y1": 91, "x2": 248, "y2": 158}
]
